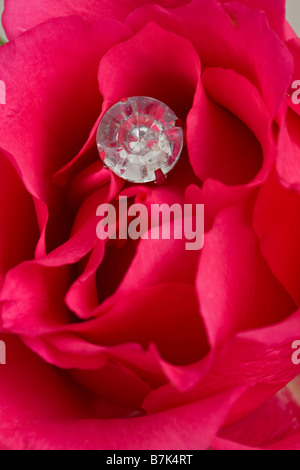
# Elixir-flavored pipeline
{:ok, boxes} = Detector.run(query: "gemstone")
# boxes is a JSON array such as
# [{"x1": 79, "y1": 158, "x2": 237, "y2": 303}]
[{"x1": 96, "y1": 97, "x2": 184, "y2": 184}]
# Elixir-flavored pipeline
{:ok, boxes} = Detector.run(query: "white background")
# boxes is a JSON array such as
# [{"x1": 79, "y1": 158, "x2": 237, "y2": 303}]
[
  {"x1": 286, "y1": 0, "x2": 300, "y2": 33},
  {"x1": 0, "y1": 0, "x2": 300, "y2": 41}
]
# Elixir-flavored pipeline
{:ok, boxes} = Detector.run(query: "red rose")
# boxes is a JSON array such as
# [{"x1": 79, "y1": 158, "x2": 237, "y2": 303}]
[{"x1": 0, "y1": 0, "x2": 299, "y2": 450}]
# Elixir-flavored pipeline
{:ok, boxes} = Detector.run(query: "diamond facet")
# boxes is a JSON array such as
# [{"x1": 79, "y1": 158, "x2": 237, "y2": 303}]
[{"x1": 96, "y1": 97, "x2": 184, "y2": 184}]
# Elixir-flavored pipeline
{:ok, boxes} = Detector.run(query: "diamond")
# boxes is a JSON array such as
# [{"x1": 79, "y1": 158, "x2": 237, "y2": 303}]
[{"x1": 96, "y1": 97, "x2": 184, "y2": 184}]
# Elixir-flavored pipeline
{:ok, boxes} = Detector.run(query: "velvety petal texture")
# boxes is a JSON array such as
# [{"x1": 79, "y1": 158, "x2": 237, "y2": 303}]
[{"x1": 2, "y1": 0, "x2": 191, "y2": 40}]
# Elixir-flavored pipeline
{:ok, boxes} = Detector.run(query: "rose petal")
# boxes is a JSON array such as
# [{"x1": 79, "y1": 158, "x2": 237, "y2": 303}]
[
  {"x1": 277, "y1": 109, "x2": 300, "y2": 191},
  {"x1": 264, "y1": 433, "x2": 300, "y2": 450},
  {"x1": 2, "y1": 0, "x2": 191, "y2": 40},
  {"x1": 212, "y1": 438, "x2": 256, "y2": 450},
  {"x1": 1, "y1": 262, "x2": 72, "y2": 335},
  {"x1": 143, "y1": 310, "x2": 300, "y2": 414},
  {"x1": 187, "y1": 68, "x2": 270, "y2": 186},
  {"x1": 126, "y1": 0, "x2": 293, "y2": 116},
  {"x1": 0, "y1": 16, "x2": 130, "y2": 201},
  {"x1": 253, "y1": 169, "x2": 300, "y2": 306},
  {"x1": 0, "y1": 384, "x2": 245, "y2": 450},
  {"x1": 0, "y1": 335, "x2": 93, "y2": 419},
  {"x1": 99, "y1": 22, "x2": 200, "y2": 119},
  {"x1": 197, "y1": 197, "x2": 295, "y2": 346},
  {"x1": 217, "y1": 0, "x2": 286, "y2": 39},
  {"x1": 117, "y1": 220, "x2": 199, "y2": 293},
  {"x1": 76, "y1": 283, "x2": 208, "y2": 367},
  {"x1": 69, "y1": 363, "x2": 153, "y2": 413},
  {"x1": 0, "y1": 151, "x2": 38, "y2": 286},
  {"x1": 218, "y1": 377, "x2": 300, "y2": 449}
]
